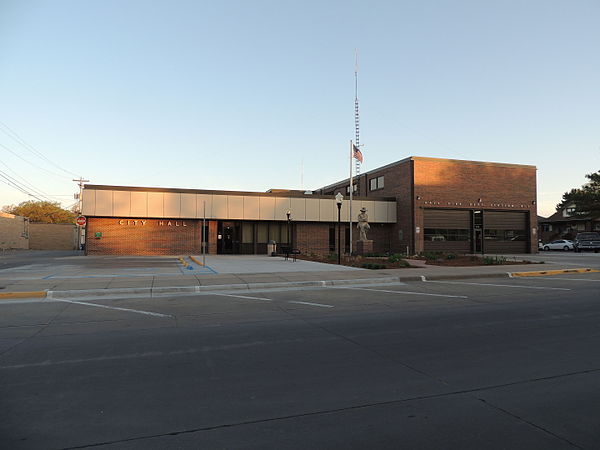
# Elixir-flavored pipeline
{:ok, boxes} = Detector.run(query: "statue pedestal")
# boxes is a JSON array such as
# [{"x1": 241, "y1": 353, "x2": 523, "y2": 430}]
[{"x1": 356, "y1": 240, "x2": 373, "y2": 255}]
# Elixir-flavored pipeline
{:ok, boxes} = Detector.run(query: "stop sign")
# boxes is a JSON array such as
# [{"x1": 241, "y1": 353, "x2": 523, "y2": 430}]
[{"x1": 76, "y1": 216, "x2": 86, "y2": 226}]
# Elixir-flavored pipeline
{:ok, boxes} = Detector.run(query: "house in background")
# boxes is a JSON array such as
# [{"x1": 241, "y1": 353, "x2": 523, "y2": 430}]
[{"x1": 538, "y1": 204, "x2": 600, "y2": 242}]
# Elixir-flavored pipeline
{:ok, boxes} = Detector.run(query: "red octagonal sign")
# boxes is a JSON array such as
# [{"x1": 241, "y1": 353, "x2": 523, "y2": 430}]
[{"x1": 76, "y1": 216, "x2": 86, "y2": 226}]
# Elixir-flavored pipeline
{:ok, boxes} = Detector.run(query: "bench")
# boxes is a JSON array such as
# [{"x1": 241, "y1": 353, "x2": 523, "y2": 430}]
[{"x1": 281, "y1": 246, "x2": 301, "y2": 262}]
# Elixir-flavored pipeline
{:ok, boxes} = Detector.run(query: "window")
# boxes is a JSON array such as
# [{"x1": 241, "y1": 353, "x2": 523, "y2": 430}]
[
  {"x1": 242, "y1": 222, "x2": 254, "y2": 244},
  {"x1": 257, "y1": 223, "x2": 268, "y2": 243},
  {"x1": 484, "y1": 229, "x2": 526, "y2": 241},
  {"x1": 566, "y1": 207, "x2": 576, "y2": 216},
  {"x1": 424, "y1": 229, "x2": 470, "y2": 241},
  {"x1": 345, "y1": 184, "x2": 357, "y2": 194},
  {"x1": 370, "y1": 176, "x2": 384, "y2": 191},
  {"x1": 268, "y1": 223, "x2": 281, "y2": 243}
]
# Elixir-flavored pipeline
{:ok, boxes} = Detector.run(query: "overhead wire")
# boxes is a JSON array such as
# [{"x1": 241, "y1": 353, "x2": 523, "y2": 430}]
[
  {"x1": 0, "y1": 167, "x2": 53, "y2": 202},
  {"x1": 0, "y1": 120, "x2": 79, "y2": 177},
  {"x1": 0, "y1": 141, "x2": 73, "y2": 180},
  {"x1": 0, "y1": 159, "x2": 62, "y2": 202},
  {"x1": 0, "y1": 170, "x2": 45, "y2": 201}
]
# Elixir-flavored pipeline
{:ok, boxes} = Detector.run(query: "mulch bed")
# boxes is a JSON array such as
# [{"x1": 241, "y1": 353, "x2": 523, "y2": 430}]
[
  {"x1": 421, "y1": 255, "x2": 540, "y2": 267},
  {"x1": 294, "y1": 253, "x2": 541, "y2": 269},
  {"x1": 294, "y1": 254, "x2": 411, "y2": 269}
]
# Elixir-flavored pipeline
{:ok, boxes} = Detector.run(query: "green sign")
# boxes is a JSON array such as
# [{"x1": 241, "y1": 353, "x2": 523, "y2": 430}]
[{"x1": 95, "y1": 232, "x2": 102, "y2": 238}]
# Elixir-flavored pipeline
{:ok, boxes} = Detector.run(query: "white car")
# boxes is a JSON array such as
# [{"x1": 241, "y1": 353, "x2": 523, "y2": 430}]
[{"x1": 541, "y1": 240, "x2": 574, "y2": 251}]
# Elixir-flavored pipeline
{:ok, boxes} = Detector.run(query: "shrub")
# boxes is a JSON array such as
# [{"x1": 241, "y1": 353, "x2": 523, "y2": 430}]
[
  {"x1": 446, "y1": 253, "x2": 457, "y2": 260},
  {"x1": 483, "y1": 256, "x2": 507, "y2": 265},
  {"x1": 326, "y1": 253, "x2": 337, "y2": 261},
  {"x1": 387, "y1": 253, "x2": 403, "y2": 263},
  {"x1": 422, "y1": 251, "x2": 442, "y2": 260}
]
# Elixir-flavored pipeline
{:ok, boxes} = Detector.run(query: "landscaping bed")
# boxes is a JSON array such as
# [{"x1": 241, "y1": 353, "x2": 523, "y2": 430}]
[
  {"x1": 294, "y1": 251, "x2": 541, "y2": 269},
  {"x1": 294, "y1": 253, "x2": 412, "y2": 270},
  {"x1": 413, "y1": 252, "x2": 542, "y2": 267}
]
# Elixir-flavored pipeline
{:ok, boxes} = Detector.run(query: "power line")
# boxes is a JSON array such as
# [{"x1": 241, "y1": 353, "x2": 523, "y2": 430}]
[
  {"x1": 0, "y1": 159, "x2": 62, "y2": 202},
  {"x1": 0, "y1": 141, "x2": 72, "y2": 180},
  {"x1": 0, "y1": 170, "x2": 46, "y2": 201},
  {"x1": 0, "y1": 120, "x2": 79, "y2": 177}
]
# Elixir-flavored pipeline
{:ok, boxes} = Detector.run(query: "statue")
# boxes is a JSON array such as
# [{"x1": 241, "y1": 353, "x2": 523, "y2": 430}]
[{"x1": 357, "y1": 207, "x2": 370, "y2": 241}]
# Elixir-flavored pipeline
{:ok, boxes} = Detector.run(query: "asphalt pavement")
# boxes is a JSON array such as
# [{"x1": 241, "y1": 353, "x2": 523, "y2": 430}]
[{"x1": 1, "y1": 271, "x2": 599, "y2": 449}]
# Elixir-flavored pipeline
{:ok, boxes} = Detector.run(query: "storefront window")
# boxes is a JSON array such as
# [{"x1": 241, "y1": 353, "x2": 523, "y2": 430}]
[
  {"x1": 268, "y1": 223, "x2": 281, "y2": 243},
  {"x1": 257, "y1": 223, "x2": 268, "y2": 243},
  {"x1": 242, "y1": 222, "x2": 254, "y2": 244}
]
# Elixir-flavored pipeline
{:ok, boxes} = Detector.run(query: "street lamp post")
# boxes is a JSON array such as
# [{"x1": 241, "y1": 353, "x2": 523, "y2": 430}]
[
  {"x1": 335, "y1": 193, "x2": 343, "y2": 265},
  {"x1": 286, "y1": 210, "x2": 291, "y2": 249}
]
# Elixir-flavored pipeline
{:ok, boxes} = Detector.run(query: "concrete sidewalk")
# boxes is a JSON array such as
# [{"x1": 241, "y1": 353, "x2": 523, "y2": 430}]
[{"x1": 2, "y1": 263, "x2": 595, "y2": 301}]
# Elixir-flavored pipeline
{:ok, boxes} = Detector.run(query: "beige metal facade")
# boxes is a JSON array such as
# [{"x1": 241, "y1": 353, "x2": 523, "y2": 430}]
[{"x1": 81, "y1": 188, "x2": 397, "y2": 223}]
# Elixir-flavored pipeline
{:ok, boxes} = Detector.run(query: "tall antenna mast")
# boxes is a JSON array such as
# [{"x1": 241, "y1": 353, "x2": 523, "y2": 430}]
[{"x1": 354, "y1": 49, "x2": 362, "y2": 193}]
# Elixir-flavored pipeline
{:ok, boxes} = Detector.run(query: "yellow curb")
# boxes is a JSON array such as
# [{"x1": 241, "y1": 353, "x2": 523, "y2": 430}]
[
  {"x1": 178, "y1": 257, "x2": 189, "y2": 268},
  {"x1": 189, "y1": 255, "x2": 204, "y2": 266},
  {"x1": 0, "y1": 291, "x2": 47, "y2": 299},
  {"x1": 511, "y1": 268, "x2": 600, "y2": 277}
]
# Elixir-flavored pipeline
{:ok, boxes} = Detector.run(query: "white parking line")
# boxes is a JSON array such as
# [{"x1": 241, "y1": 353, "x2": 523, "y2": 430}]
[
  {"x1": 288, "y1": 300, "x2": 334, "y2": 308},
  {"x1": 215, "y1": 293, "x2": 334, "y2": 308},
  {"x1": 339, "y1": 286, "x2": 468, "y2": 299},
  {"x1": 422, "y1": 280, "x2": 571, "y2": 291},
  {"x1": 54, "y1": 299, "x2": 173, "y2": 318},
  {"x1": 214, "y1": 293, "x2": 273, "y2": 302},
  {"x1": 521, "y1": 277, "x2": 600, "y2": 282}
]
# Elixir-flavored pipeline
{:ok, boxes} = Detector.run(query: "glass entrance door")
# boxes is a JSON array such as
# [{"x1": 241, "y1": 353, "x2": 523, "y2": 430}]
[
  {"x1": 218, "y1": 221, "x2": 240, "y2": 254},
  {"x1": 472, "y1": 210, "x2": 483, "y2": 254}
]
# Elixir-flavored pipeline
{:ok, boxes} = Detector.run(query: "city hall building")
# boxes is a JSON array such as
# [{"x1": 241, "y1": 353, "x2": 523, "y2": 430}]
[{"x1": 81, "y1": 156, "x2": 538, "y2": 256}]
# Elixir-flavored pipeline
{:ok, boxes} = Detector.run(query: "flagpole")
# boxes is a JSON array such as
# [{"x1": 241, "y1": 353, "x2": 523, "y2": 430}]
[{"x1": 349, "y1": 139, "x2": 353, "y2": 255}]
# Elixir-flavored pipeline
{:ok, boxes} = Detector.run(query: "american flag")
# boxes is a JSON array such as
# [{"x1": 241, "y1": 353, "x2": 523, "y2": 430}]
[{"x1": 353, "y1": 144, "x2": 363, "y2": 163}]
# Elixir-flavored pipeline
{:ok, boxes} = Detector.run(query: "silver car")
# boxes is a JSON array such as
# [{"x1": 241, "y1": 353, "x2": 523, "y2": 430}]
[{"x1": 541, "y1": 240, "x2": 574, "y2": 251}]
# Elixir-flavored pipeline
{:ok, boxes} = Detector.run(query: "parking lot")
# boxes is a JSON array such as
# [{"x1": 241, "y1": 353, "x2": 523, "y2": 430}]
[{"x1": 1, "y1": 271, "x2": 599, "y2": 449}]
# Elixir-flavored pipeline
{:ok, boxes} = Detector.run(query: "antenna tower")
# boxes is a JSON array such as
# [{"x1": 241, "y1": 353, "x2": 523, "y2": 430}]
[{"x1": 354, "y1": 51, "x2": 361, "y2": 193}]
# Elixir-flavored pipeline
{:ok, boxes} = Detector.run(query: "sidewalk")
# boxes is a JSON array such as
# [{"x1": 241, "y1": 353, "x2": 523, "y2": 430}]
[{"x1": 1, "y1": 251, "x2": 592, "y2": 300}]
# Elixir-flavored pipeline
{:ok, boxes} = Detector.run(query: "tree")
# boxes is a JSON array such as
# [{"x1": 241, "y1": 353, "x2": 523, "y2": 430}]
[
  {"x1": 556, "y1": 170, "x2": 600, "y2": 218},
  {"x1": 1, "y1": 201, "x2": 76, "y2": 224}
]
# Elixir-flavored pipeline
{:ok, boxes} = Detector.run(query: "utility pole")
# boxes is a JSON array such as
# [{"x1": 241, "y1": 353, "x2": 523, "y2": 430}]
[{"x1": 73, "y1": 177, "x2": 89, "y2": 250}]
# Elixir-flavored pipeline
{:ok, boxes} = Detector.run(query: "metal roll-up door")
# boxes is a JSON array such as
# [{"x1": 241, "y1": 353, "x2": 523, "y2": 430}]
[
  {"x1": 424, "y1": 209, "x2": 471, "y2": 253},
  {"x1": 484, "y1": 211, "x2": 528, "y2": 253}
]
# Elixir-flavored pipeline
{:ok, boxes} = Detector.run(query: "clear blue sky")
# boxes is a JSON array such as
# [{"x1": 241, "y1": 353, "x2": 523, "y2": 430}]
[{"x1": 1, "y1": 0, "x2": 598, "y2": 217}]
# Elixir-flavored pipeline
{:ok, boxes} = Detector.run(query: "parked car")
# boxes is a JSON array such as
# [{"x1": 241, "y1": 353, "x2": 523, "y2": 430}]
[
  {"x1": 541, "y1": 240, "x2": 574, "y2": 251},
  {"x1": 574, "y1": 232, "x2": 600, "y2": 253}
]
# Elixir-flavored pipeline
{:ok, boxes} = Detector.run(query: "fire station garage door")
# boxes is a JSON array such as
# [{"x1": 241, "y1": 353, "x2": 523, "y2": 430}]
[
  {"x1": 424, "y1": 209, "x2": 471, "y2": 253},
  {"x1": 484, "y1": 211, "x2": 528, "y2": 253}
]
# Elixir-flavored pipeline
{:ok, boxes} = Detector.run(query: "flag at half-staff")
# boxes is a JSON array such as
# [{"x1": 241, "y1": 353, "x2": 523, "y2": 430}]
[{"x1": 352, "y1": 143, "x2": 364, "y2": 163}]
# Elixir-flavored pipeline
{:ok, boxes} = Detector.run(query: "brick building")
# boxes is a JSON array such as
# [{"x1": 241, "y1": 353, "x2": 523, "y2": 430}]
[
  {"x1": 81, "y1": 156, "x2": 538, "y2": 256},
  {"x1": 319, "y1": 156, "x2": 538, "y2": 254}
]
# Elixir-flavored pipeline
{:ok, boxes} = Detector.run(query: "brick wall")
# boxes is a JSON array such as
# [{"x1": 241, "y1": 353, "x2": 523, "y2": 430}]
[
  {"x1": 295, "y1": 222, "x2": 331, "y2": 255},
  {"x1": 0, "y1": 213, "x2": 29, "y2": 250},
  {"x1": 86, "y1": 217, "x2": 202, "y2": 255},
  {"x1": 412, "y1": 158, "x2": 538, "y2": 253},
  {"x1": 294, "y1": 222, "x2": 394, "y2": 256},
  {"x1": 318, "y1": 157, "x2": 538, "y2": 254},
  {"x1": 29, "y1": 223, "x2": 78, "y2": 250}
]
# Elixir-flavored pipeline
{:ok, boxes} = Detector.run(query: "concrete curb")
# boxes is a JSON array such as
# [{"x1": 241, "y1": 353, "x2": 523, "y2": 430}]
[
  {"x1": 1, "y1": 267, "x2": 595, "y2": 301},
  {"x1": 510, "y1": 267, "x2": 599, "y2": 277}
]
